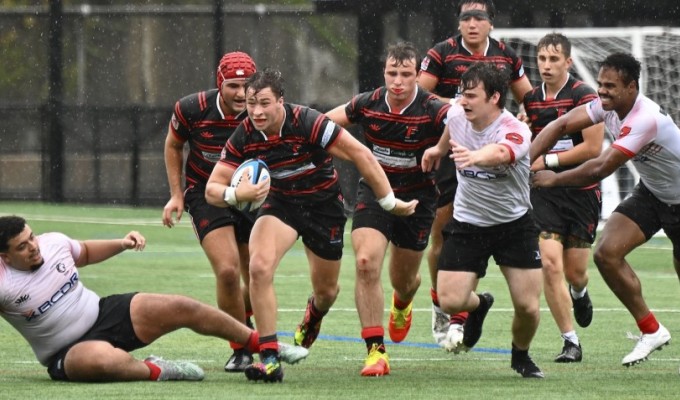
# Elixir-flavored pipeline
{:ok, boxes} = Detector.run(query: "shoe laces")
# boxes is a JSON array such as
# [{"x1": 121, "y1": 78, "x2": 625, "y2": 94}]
[
  {"x1": 365, "y1": 344, "x2": 387, "y2": 365},
  {"x1": 392, "y1": 302, "x2": 412, "y2": 328}
]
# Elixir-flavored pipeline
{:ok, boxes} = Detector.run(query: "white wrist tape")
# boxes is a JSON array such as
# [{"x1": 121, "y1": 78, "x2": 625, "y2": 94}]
[
  {"x1": 223, "y1": 187, "x2": 238, "y2": 206},
  {"x1": 545, "y1": 153, "x2": 560, "y2": 169},
  {"x1": 377, "y1": 192, "x2": 397, "y2": 211}
]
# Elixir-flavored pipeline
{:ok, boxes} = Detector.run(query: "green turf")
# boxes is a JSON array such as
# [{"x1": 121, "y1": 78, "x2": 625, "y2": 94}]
[{"x1": 1, "y1": 201, "x2": 679, "y2": 399}]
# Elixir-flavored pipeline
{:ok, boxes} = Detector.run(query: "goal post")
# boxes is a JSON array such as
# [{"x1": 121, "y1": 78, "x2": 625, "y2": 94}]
[{"x1": 493, "y1": 27, "x2": 680, "y2": 219}]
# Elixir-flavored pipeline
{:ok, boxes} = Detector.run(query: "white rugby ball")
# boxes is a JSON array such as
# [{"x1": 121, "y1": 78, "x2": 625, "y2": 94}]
[{"x1": 231, "y1": 159, "x2": 270, "y2": 212}]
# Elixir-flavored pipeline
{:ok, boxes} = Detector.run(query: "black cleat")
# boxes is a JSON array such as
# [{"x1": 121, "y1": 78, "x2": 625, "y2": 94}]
[
  {"x1": 462, "y1": 292, "x2": 494, "y2": 351},
  {"x1": 225, "y1": 348, "x2": 254, "y2": 372},
  {"x1": 571, "y1": 287, "x2": 593, "y2": 328},
  {"x1": 244, "y1": 354, "x2": 283, "y2": 383},
  {"x1": 511, "y1": 352, "x2": 545, "y2": 378},
  {"x1": 554, "y1": 340, "x2": 582, "y2": 363}
]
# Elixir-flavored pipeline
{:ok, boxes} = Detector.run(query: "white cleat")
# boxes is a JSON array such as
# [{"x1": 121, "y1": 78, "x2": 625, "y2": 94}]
[
  {"x1": 278, "y1": 342, "x2": 310, "y2": 365},
  {"x1": 432, "y1": 304, "x2": 450, "y2": 347},
  {"x1": 622, "y1": 324, "x2": 671, "y2": 366},
  {"x1": 442, "y1": 324, "x2": 465, "y2": 353}
]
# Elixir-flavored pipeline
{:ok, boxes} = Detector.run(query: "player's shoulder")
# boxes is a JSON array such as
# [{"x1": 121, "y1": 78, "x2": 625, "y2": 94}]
[
  {"x1": 489, "y1": 37, "x2": 519, "y2": 57},
  {"x1": 568, "y1": 76, "x2": 598, "y2": 98},
  {"x1": 175, "y1": 89, "x2": 219, "y2": 115}
]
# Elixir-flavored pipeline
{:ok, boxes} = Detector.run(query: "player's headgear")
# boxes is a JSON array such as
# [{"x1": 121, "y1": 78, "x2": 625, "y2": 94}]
[{"x1": 216, "y1": 51, "x2": 257, "y2": 88}]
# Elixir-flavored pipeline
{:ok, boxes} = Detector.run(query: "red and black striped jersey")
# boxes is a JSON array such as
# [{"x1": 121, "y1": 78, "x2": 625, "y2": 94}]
[
  {"x1": 344, "y1": 87, "x2": 450, "y2": 192},
  {"x1": 169, "y1": 89, "x2": 245, "y2": 189},
  {"x1": 420, "y1": 35, "x2": 526, "y2": 99},
  {"x1": 220, "y1": 103, "x2": 343, "y2": 205},
  {"x1": 523, "y1": 74, "x2": 598, "y2": 172}
]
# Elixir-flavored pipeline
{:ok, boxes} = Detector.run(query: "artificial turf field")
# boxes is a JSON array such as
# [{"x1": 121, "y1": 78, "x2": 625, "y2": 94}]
[{"x1": 1, "y1": 201, "x2": 679, "y2": 399}]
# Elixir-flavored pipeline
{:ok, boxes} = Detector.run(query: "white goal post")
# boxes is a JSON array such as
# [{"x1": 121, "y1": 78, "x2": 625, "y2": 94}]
[{"x1": 493, "y1": 27, "x2": 680, "y2": 219}]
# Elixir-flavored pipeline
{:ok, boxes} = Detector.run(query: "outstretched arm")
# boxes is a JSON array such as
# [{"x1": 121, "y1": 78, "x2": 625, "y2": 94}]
[
  {"x1": 329, "y1": 129, "x2": 418, "y2": 216},
  {"x1": 530, "y1": 105, "x2": 595, "y2": 164},
  {"x1": 531, "y1": 146, "x2": 629, "y2": 188},
  {"x1": 75, "y1": 231, "x2": 146, "y2": 267}
]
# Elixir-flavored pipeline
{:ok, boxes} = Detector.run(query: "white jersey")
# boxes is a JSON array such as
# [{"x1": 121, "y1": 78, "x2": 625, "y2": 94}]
[
  {"x1": 447, "y1": 104, "x2": 532, "y2": 226},
  {"x1": 587, "y1": 95, "x2": 680, "y2": 205},
  {"x1": 0, "y1": 233, "x2": 100, "y2": 365}
]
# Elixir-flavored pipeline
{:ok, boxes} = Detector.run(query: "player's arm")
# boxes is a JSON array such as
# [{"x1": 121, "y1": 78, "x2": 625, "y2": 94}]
[
  {"x1": 75, "y1": 232, "x2": 146, "y2": 267},
  {"x1": 328, "y1": 129, "x2": 418, "y2": 216},
  {"x1": 532, "y1": 146, "x2": 629, "y2": 188},
  {"x1": 205, "y1": 161, "x2": 268, "y2": 208},
  {"x1": 418, "y1": 72, "x2": 451, "y2": 103},
  {"x1": 510, "y1": 75, "x2": 533, "y2": 104},
  {"x1": 162, "y1": 127, "x2": 186, "y2": 227},
  {"x1": 422, "y1": 125, "x2": 452, "y2": 172},
  {"x1": 325, "y1": 104, "x2": 352, "y2": 127},
  {"x1": 531, "y1": 123, "x2": 604, "y2": 171},
  {"x1": 530, "y1": 104, "x2": 595, "y2": 164},
  {"x1": 452, "y1": 140, "x2": 512, "y2": 169}
]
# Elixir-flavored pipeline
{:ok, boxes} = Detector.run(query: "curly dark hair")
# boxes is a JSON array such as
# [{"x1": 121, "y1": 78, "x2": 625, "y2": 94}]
[
  {"x1": 600, "y1": 52, "x2": 641, "y2": 89},
  {"x1": 0, "y1": 215, "x2": 26, "y2": 252}
]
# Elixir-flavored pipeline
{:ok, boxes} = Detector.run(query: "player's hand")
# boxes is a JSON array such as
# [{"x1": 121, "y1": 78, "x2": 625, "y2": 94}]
[
  {"x1": 422, "y1": 147, "x2": 442, "y2": 172},
  {"x1": 122, "y1": 231, "x2": 146, "y2": 251},
  {"x1": 516, "y1": 112, "x2": 531, "y2": 125},
  {"x1": 530, "y1": 156, "x2": 547, "y2": 172},
  {"x1": 235, "y1": 170, "x2": 270, "y2": 204},
  {"x1": 389, "y1": 199, "x2": 418, "y2": 216},
  {"x1": 450, "y1": 140, "x2": 475, "y2": 169},
  {"x1": 162, "y1": 195, "x2": 184, "y2": 228},
  {"x1": 531, "y1": 170, "x2": 558, "y2": 188}
]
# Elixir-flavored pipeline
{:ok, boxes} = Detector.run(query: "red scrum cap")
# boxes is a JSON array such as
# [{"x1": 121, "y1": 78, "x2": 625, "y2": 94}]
[{"x1": 216, "y1": 51, "x2": 257, "y2": 88}]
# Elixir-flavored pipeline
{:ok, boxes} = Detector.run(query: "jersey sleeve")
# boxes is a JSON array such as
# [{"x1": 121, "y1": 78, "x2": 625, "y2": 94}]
[
  {"x1": 611, "y1": 116, "x2": 657, "y2": 157},
  {"x1": 585, "y1": 98, "x2": 606, "y2": 124},
  {"x1": 301, "y1": 107, "x2": 343, "y2": 150},
  {"x1": 170, "y1": 97, "x2": 193, "y2": 142},
  {"x1": 420, "y1": 41, "x2": 447, "y2": 79},
  {"x1": 572, "y1": 81, "x2": 598, "y2": 106},
  {"x1": 344, "y1": 91, "x2": 372, "y2": 124}
]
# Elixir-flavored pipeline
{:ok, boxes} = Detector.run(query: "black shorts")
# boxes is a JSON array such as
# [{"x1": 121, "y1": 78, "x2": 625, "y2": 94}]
[
  {"x1": 259, "y1": 194, "x2": 347, "y2": 261},
  {"x1": 46, "y1": 293, "x2": 146, "y2": 381},
  {"x1": 531, "y1": 186, "x2": 601, "y2": 244},
  {"x1": 352, "y1": 181, "x2": 437, "y2": 251},
  {"x1": 438, "y1": 212, "x2": 542, "y2": 277},
  {"x1": 435, "y1": 156, "x2": 458, "y2": 209},
  {"x1": 184, "y1": 186, "x2": 254, "y2": 244},
  {"x1": 614, "y1": 182, "x2": 680, "y2": 259}
]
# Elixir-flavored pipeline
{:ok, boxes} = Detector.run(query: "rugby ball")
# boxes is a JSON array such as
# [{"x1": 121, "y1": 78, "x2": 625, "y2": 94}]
[{"x1": 231, "y1": 159, "x2": 270, "y2": 212}]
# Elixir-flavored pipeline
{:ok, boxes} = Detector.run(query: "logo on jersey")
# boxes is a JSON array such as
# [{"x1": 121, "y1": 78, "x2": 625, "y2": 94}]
[
  {"x1": 420, "y1": 57, "x2": 431, "y2": 71},
  {"x1": 200, "y1": 131, "x2": 214, "y2": 139},
  {"x1": 171, "y1": 114, "x2": 180, "y2": 131},
  {"x1": 369, "y1": 123, "x2": 381, "y2": 132},
  {"x1": 455, "y1": 65, "x2": 468, "y2": 74},
  {"x1": 23, "y1": 272, "x2": 79, "y2": 321},
  {"x1": 405, "y1": 126, "x2": 418, "y2": 140},
  {"x1": 619, "y1": 126, "x2": 632, "y2": 138},
  {"x1": 14, "y1": 294, "x2": 29, "y2": 305},
  {"x1": 505, "y1": 132, "x2": 524, "y2": 144}
]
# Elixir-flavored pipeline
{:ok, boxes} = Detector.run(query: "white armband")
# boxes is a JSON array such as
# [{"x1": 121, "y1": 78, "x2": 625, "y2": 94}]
[
  {"x1": 377, "y1": 192, "x2": 397, "y2": 211},
  {"x1": 544, "y1": 153, "x2": 560, "y2": 169},
  {"x1": 223, "y1": 187, "x2": 238, "y2": 206}
]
